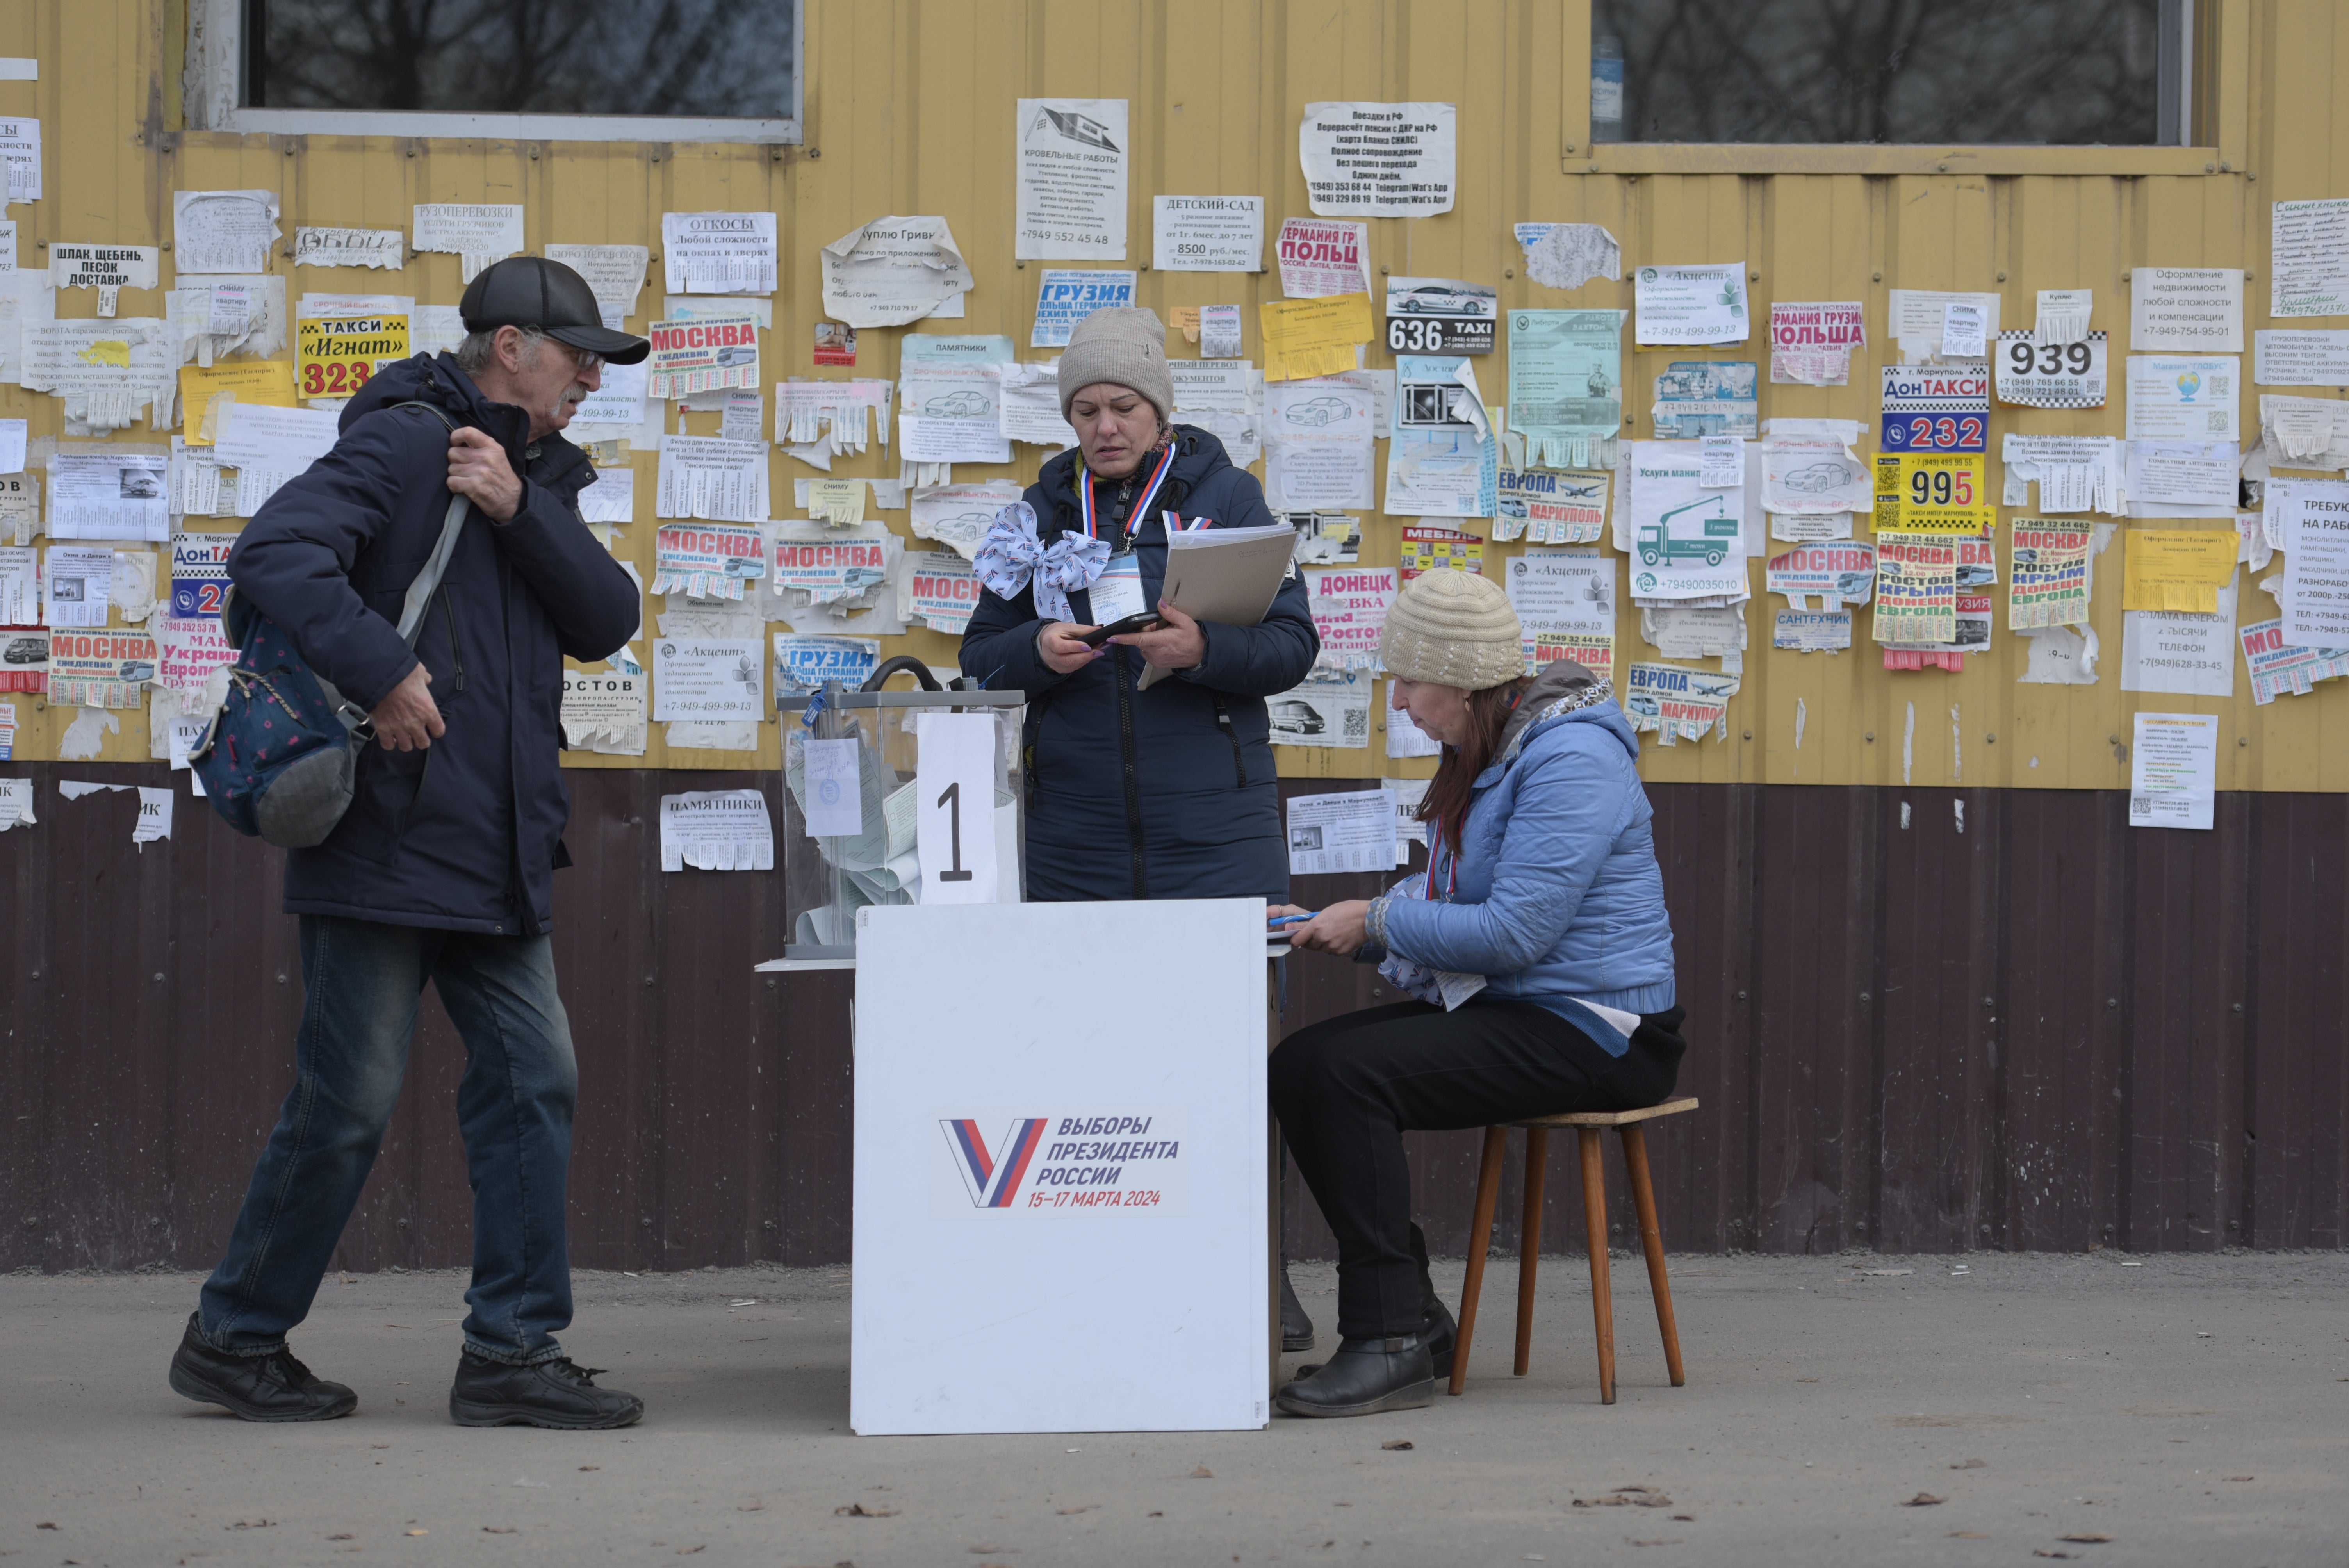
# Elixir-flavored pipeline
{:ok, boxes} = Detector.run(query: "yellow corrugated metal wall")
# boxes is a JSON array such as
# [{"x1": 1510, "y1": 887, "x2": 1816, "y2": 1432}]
[{"x1": 2, "y1": 0, "x2": 2342, "y2": 791}]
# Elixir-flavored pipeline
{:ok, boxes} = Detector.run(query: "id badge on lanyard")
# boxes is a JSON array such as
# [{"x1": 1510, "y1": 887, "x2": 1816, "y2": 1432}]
[{"x1": 1089, "y1": 552, "x2": 1148, "y2": 624}]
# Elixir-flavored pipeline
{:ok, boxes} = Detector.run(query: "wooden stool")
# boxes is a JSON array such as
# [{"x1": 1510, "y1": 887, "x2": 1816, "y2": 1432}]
[{"x1": 1449, "y1": 1097, "x2": 1698, "y2": 1404}]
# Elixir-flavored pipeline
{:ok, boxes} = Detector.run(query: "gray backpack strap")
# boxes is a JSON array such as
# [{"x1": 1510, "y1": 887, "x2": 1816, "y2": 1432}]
[
  {"x1": 381, "y1": 398, "x2": 474, "y2": 648},
  {"x1": 323, "y1": 400, "x2": 474, "y2": 736}
]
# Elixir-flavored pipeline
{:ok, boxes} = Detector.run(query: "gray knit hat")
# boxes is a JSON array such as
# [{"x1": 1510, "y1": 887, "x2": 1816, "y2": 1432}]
[
  {"x1": 1058, "y1": 306, "x2": 1174, "y2": 422},
  {"x1": 1379, "y1": 568, "x2": 1524, "y2": 690}
]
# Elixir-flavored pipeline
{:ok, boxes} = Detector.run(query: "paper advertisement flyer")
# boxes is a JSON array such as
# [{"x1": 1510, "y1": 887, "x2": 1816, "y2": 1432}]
[
  {"x1": 658, "y1": 789, "x2": 773, "y2": 871},
  {"x1": 652, "y1": 523, "x2": 766, "y2": 601},
  {"x1": 661, "y1": 212, "x2": 779, "y2": 295},
  {"x1": 1994, "y1": 331, "x2": 2107, "y2": 408},
  {"x1": 2007, "y1": 522, "x2": 2095, "y2": 629},
  {"x1": 1497, "y1": 465, "x2": 1608, "y2": 544},
  {"x1": 1275, "y1": 218, "x2": 1369, "y2": 299},
  {"x1": 2130, "y1": 268, "x2": 2244, "y2": 353},
  {"x1": 1384, "y1": 277, "x2": 1496, "y2": 356},
  {"x1": 1634, "y1": 264, "x2": 1749, "y2": 346},
  {"x1": 1870, "y1": 533, "x2": 1957, "y2": 645},
  {"x1": 903, "y1": 551, "x2": 982, "y2": 633},
  {"x1": 2122, "y1": 580, "x2": 2237, "y2": 697},
  {"x1": 410, "y1": 204, "x2": 523, "y2": 281},
  {"x1": 1623, "y1": 661, "x2": 1736, "y2": 745},
  {"x1": 1268, "y1": 672, "x2": 1371, "y2": 748},
  {"x1": 1306, "y1": 566, "x2": 1394, "y2": 671},
  {"x1": 1623, "y1": 442, "x2": 1747, "y2": 600},
  {"x1": 652, "y1": 637, "x2": 765, "y2": 722},
  {"x1": 1033, "y1": 269, "x2": 1137, "y2": 349},
  {"x1": 1285, "y1": 788, "x2": 1397, "y2": 875},
  {"x1": 1261, "y1": 294, "x2": 1372, "y2": 382},
  {"x1": 1765, "y1": 541, "x2": 1876, "y2": 611},
  {"x1": 48, "y1": 628, "x2": 155, "y2": 708},
  {"x1": 2125, "y1": 356, "x2": 2240, "y2": 441},
  {"x1": 2122, "y1": 529, "x2": 2237, "y2": 613},
  {"x1": 1265, "y1": 381, "x2": 1374, "y2": 510},
  {"x1": 2238, "y1": 617, "x2": 2349, "y2": 704},
  {"x1": 1650, "y1": 360, "x2": 1757, "y2": 438},
  {"x1": 773, "y1": 633, "x2": 882, "y2": 695},
  {"x1": 647, "y1": 315, "x2": 760, "y2": 400},
  {"x1": 1880, "y1": 362, "x2": 1989, "y2": 453},
  {"x1": 1154, "y1": 197, "x2": 1262, "y2": 273},
  {"x1": 1016, "y1": 99, "x2": 1129, "y2": 260},
  {"x1": 2271, "y1": 200, "x2": 2349, "y2": 319},
  {"x1": 1399, "y1": 526, "x2": 1483, "y2": 580},
  {"x1": 1768, "y1": 301, "x2": 1864, "y2": 385},
  {"x1": 1298, "y1": 102, "x2": 1456, "y2": 219},
  {"x1": 1508, "y1": 309, "x2": 1624, "y2": 470},
  {"x1": 2128, "y1": 713, "x2": 2220, "y2": 831}
]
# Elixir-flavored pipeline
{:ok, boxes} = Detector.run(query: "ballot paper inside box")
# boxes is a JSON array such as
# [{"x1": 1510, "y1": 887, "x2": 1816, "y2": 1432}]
[{"x1": 781, "y1": 684, "x2": 1026, "y2": 960}]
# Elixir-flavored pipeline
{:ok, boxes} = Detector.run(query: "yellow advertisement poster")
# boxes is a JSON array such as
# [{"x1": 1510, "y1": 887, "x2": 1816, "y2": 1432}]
[
  {"x1": 295, "y1": 314, "x2": 410, "y2": 399},
  {"x1": 178, "y1": 360, "x2": 298, "y2": 445},
  {"x1": 1872, "y1": 452, "x2": 1994, "y2": 532},
  {"x1": 1260, "y1": 293, "x2": 1372, "y2": 382},
  {"x1": 2123, "y1": 528, "x2": 2237, "y2": 612}
]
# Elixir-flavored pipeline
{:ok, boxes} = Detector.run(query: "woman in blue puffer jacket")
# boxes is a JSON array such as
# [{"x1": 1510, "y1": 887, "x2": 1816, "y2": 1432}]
[{"x1": 1268, "y1": 568, "x2": 1685, "y2": 1420}]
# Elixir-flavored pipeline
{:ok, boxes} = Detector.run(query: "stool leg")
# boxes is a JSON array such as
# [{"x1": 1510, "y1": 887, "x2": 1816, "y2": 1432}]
[
  {"x1": 1514, "y1": 1127, "x2": 1548, "y2": 1376},
  {"x1": 1449, "y1": 1125, "x2": 1508, "y2": 1397},
  {"x1": 1578, "y1": 1128, "x2": 1616, "y2": 1405},
  {"x1": 1620, "y1": 1124, "x2": 1686, "y2": 1388}
]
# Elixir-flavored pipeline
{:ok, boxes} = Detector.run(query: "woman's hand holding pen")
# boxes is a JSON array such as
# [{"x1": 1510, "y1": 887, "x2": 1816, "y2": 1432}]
[{"x1": 1271, "y1": 900, "x2": 1371, "y2": 956}]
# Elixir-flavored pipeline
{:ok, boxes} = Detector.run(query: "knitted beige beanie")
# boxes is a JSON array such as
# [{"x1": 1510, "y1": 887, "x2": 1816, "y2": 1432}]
[
  {"x1": 1057, "y1": 307, "x2": 1174, "y2": 422},
  {"x1": 1378, "y1": 568, "x2": 1524, "y2": 690}
]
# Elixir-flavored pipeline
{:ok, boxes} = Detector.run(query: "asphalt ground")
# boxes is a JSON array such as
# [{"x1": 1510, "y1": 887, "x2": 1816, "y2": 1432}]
[{"x1": 2, "y1": 1250, "x2": 2344, "y2": 1566}]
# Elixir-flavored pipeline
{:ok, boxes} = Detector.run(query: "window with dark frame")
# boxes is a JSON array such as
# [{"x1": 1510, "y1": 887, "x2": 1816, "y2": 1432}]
[
  {"x1": 242, "y1": 0, "x2": 797, "y2": 120},
  {"x1": 1591, "y1": 0, "x2": 2190, "y2": 147}
]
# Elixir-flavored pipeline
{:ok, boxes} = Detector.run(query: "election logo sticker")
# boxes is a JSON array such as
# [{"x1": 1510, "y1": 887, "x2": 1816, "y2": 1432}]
[{"x1": 932, "y1": 1108, "x2": 1189, "y2": 1218}]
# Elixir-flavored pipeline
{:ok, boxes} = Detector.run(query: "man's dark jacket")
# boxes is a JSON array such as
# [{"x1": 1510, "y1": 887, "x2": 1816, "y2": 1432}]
[
  {"x1": 959, "y1": 426, "x2": 1319, "y2": 903},
  {"x1": 226, "y1": 352, "x2": 639, "y2": 935}
]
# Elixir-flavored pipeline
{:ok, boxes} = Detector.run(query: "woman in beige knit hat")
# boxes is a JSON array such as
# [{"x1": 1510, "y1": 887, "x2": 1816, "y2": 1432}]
[{"x1": 1265, "y1": 568, "x2": 1686, "y2": 1420}]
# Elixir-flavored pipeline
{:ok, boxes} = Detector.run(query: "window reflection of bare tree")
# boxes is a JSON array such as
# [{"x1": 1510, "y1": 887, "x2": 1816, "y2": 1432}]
[
  {"x1": 1594, "y1": 0, "x2": 2162, "y2": 144},
  {"x1": 251, "y1": 0, "x2": 795, "y2": 117}
]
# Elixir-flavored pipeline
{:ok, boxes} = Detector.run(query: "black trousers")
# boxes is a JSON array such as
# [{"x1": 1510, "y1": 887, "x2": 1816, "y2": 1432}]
[{"x1": 1271, "y1": 996, "x2": 1686, "y2": 1338}]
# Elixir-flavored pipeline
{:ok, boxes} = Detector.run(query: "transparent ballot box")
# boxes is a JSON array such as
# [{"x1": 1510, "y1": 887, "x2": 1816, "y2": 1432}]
[{"x1": 781, "y1": 678, "x2": 1026, "y2": 959}]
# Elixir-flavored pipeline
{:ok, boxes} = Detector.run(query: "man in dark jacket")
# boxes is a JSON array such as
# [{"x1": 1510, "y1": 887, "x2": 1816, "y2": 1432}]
[
  {"x1": 169, "y1": 258, "x2": 648, "y2": 1430},
  {"x1": 959, "y1": 311, "x2": 1319, "y2": 902}
]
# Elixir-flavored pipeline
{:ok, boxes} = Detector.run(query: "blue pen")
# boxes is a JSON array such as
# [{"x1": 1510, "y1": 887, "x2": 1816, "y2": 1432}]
[{"x1": 1267, "y1": 913, "x2": 1317, "y2": 927}]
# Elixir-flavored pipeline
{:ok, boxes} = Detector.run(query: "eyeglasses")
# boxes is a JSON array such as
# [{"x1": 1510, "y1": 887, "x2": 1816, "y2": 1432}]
[{"x1": 555, "y1": 341, "x2": 604, "y2": 374}]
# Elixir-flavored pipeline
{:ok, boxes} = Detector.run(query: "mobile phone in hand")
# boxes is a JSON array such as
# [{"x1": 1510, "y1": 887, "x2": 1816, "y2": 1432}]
[{"x1": 1078, "y1": 611, "x2": 1163, "y2": 647}]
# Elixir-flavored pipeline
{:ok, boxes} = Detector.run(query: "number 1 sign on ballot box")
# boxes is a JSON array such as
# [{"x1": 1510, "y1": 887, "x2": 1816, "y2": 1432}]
[{"x1": 851, "y1": 899, "x2": 1270, "y2": 1434}]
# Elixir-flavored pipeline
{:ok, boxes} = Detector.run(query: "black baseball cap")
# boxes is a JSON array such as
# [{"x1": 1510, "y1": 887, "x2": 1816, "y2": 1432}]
[{"x1": 459, "y1": 256, "x2": 651, "y2": 365}]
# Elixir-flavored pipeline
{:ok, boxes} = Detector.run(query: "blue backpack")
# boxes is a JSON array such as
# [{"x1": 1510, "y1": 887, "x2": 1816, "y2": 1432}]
[{"x1": 190, "y1": 402, "x2": 472, "y2": 848}]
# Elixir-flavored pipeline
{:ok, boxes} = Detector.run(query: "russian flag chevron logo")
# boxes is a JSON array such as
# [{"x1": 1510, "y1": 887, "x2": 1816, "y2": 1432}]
[{"x1": 939, "y1": 1117, "x2": 1050, "y2": 1208}]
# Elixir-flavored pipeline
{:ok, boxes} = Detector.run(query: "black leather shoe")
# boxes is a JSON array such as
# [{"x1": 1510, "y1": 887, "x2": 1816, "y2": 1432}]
[
  {"x1": 449, "y1": 1353, "x2": 644, "y2": 1429},
  {"x1": 1300, "y1": 1295, "x2": 1456, "y2": 1381},
  {"x1": 168, "y1": 1312, "x2": 356, "y2": 1422},
  {"x1": 1279, "y1": 1266, "x2": 1315, "y2": 1352},
  {"x1": 1275, "y1": 1332, "x2": 1434, "y2": 1418}
]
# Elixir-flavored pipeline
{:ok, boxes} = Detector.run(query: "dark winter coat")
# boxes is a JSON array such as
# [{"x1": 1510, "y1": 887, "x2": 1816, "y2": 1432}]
[
  {"x1": 959, "y1": 427, "x2": 1319, "y2": 902},
  {"x1": 225, "y1": 352, "x2": 640, "y2": 935}
]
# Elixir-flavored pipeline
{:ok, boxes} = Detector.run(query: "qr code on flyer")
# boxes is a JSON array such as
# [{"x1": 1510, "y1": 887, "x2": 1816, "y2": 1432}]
[{"x1": 1342, "y1": 707, "x2": 1368, "y2": 741}]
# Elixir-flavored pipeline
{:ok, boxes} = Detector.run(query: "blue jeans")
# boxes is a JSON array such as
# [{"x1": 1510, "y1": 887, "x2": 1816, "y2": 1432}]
[{"x1": 198, "y1": 915, "x2": 581, "y2": 1365}]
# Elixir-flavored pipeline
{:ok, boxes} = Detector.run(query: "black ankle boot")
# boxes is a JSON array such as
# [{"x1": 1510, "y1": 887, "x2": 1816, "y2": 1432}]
[
  {"x1": 448, "y1": 1352, "x2": 644, "y2": 1429},
  {"x1": 1275, "y1": 1331, "x2": 1434, "y2": 1418},
  {"x1": 168, "y1": 1312, "x2": 357, "y2": 1422},
  {"x1": 1279, "y1": 1265, "x2": 1315, "y2": 1352},
  {"x1": 1299, "y1": 1295, "x2": 1455, "y2": 1381}
]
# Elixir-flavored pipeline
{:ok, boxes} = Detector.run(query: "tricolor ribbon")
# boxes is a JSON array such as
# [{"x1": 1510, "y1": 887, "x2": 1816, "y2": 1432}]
[{"x1": 974, "y1": 501, "x2": 1112, "y2": 623}]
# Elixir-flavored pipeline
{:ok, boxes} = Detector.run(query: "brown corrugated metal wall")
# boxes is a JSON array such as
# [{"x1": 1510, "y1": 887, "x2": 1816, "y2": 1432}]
[{"x1": 6, "y1": 770, "x2": 2342, "y2": 1272}]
